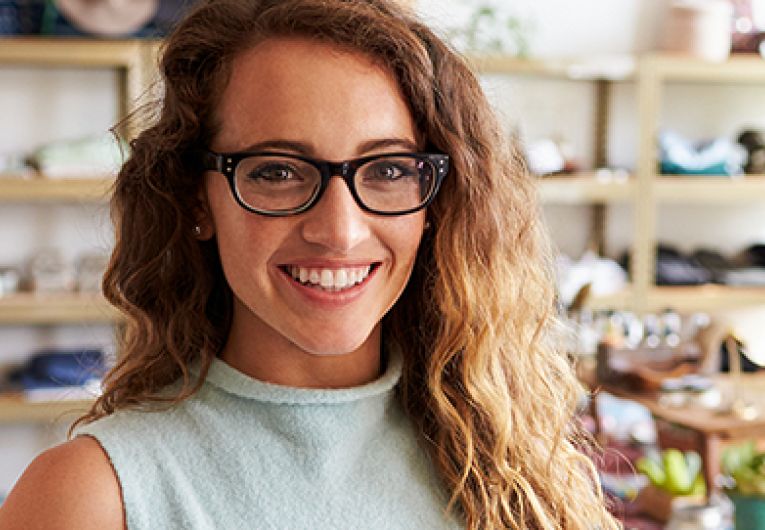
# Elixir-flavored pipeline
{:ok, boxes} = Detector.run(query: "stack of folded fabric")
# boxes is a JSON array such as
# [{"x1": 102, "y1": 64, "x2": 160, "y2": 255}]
[
  {"x1": 641, "y1": 244, "x2": 765, "y2": 287},
  {"x1": 659, "y1": 130, "x2": 744, "y2": 176},
  {"x1": 6, "y1": 348, "x2": 105, "y2": 401}
]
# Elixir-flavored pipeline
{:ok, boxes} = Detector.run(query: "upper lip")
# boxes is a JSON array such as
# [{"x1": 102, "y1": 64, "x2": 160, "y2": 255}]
[{"x1": 279, "y1": 260, "x2": 381, "y2": 269}]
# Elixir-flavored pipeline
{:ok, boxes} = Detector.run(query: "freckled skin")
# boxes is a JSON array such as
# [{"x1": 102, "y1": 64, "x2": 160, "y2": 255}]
[{"x1": 200, "y1": 38, "x2": 426, "y2": 389}]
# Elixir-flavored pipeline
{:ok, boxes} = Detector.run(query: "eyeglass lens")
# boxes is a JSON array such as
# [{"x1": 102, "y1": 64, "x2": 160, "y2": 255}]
[{"x1": 233, "y1": 154, "x2": 436, "y2": 213}]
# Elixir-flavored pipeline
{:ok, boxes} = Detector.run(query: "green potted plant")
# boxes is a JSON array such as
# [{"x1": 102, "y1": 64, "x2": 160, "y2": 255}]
[
  {"x1": 722, "y1": 440, "x2": 765, "y2": 530},
  {"x1": 635, "y1": 448, "x2": 706, "y2": 523}
]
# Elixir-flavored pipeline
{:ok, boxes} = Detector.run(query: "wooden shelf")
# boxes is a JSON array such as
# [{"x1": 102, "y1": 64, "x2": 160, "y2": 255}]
[
  {"x1": 468, "y1": 54, "x2": 636, "y2": 81},
  {"x1": 645, "y1": 285, "x2": 765, "y2": 313},
  {"x1": 0, "y1": 38, "x2": 152, "y2": 68},
  {"x1": 654, "y1": 176, "x2": 765, "y2": 203},
  {"x1": 0, "y1": 293, "x2": 123, "y2": 325},
  {"x1": 648, "y1": 53, "x2": 765, "y2": 84},
  {"x1": 537, "y1": 174, "x2": 635, "y2": 204},
  {"x1": 584, "y1": 287, "x2": 635, "y2": 312},
  {"x1": 0, "y1": 177, "x2": 113, "y2": 202},
  {"x1": 0, "y1": 394, "x2": 92, "y2": 424}
]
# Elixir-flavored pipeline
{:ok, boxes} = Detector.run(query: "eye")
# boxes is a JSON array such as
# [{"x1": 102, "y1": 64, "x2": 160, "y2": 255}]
[
  {"x1": 246, "y1": 163, "x2": 301, "y2": 182},
  {"x1": 364, "y1": 159, "x2": 417, "y2": 181}
]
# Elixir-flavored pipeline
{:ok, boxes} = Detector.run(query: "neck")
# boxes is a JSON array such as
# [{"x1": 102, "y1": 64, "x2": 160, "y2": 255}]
[{"x1": 219, "y1": 312, "x2": 384, "y2": 389}]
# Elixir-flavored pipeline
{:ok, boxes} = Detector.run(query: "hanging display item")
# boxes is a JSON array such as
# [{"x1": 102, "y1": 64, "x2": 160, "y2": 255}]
[{"x1": 0, "y1": 0, "x2": 199, "y2": 37}]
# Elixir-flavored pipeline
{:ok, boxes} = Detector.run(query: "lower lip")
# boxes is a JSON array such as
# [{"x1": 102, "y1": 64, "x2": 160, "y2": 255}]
[{"x1": 280, "y1": 266, "x2": 378, "y2": 307}]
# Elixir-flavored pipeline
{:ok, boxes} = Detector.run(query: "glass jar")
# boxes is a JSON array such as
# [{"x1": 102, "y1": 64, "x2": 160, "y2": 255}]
[{"x1": 666, "y1": 502, "x2": 732, "y2": 530}]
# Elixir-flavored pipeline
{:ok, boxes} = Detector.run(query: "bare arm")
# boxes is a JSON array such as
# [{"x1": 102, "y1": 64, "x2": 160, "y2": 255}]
[{"x1": 0, "y1": 436, "x2": 124, "y2": 529}]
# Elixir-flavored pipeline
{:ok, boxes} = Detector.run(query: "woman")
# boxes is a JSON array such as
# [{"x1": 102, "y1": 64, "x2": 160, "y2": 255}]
[{"x1": 0, "y1": 0, "x2": 619, "y2": 528}]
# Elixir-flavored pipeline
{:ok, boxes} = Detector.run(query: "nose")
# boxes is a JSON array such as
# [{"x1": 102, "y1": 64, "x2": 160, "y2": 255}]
[{"x1": 300, "y1": 176, "x2": 371, "y2": 252}]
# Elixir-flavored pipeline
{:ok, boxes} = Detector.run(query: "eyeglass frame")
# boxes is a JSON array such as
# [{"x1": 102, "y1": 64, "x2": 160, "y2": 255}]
[{"x1": 200, "y1": 150, "x2": 449, "y2": 217}]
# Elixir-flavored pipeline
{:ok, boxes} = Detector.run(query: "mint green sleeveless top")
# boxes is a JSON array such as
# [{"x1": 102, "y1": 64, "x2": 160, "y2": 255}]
[{"x1": 77, "y1": 354, "x2": 463, "y2": 529}]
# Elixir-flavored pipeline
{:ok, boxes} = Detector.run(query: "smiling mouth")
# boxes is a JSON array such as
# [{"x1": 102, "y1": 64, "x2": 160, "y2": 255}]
[{"x1": 283, "y1": 265, "x2": 376, "y2": 292}]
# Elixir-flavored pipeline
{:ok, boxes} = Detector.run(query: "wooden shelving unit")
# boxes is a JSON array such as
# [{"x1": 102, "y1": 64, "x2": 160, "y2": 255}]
[
  {"x1": 0, "y1": 293, "x2": 123, "y2": 325},
  {"x1": 634, "y1": 53, "x2": 765, "y2": 312},
  {"x1": 0, "y1": 177, "x2": 114, "y2": 202},
  {"x1": 654, "y1": 176, "x2": 765, "y2": 203},
  {"x1": 0, "y1": 394, "x2": 93, "y2": 424},
  {"x1": 475, "y1": 52, "x2": 765, "y2": 315},
  {"x1": 0, "y1": 39, "x2": 155, "y2": 425},
  {"x1": 537, "y1": 174, "x2": 635, "y2": 204}
]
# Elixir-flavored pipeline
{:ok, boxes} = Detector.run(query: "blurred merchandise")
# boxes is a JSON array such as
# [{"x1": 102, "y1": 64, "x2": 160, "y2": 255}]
[
  {"x1": 26, "y1": 248, "x2": 75, "y2": 294},
  {"x1": 75, "y1": 252, "x2": 108, "y2": 293},
  {"x1": 526, "y1": 136, "x2": 581, "y2": 176},
  {"x1": 556, "y1": 251, "x2": 627, "y2": 310},
  {"x1": 655, "y1": 245, "x2": 713, "y2": 286},
  {"x1": 0, "y1": 151, "x2": 36, "y2": 178},
  {"x1": 0, "y1": 0, "x2": 46, "y2": 35},
  {"x1": 660, "y1": 0, "x2": 733, "y2": 62},
  {"x1": 731, "y1": 0, "x2": 765, "y2": 53},
  {"x1": 4, "y1": 347, "x2": 105, "y2": 401},
  {"x1": 722, "y1": 440, "x2": 765, "y2": 530},
  {"x1": 0, "y1": 267, "x2": 20, "y2": 297},
  {"x1": 448, "y1": 0, "x2": 535, "y2": 56},
  {"x1": 659, "y1": 130, "x2": 744, "y2": 177},
  {"x1": 737, "y1": 129, "x2": 765, "y2": 174},
  {"x1": 26, "y1": 133, "x2": 127, "y2": 179},
  {"x1": 0, "y1": 0, "x2": 199, "y2": 37}
]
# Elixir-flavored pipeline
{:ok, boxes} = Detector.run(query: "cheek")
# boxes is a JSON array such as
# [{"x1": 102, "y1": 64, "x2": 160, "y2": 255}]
[{"x1": 386, "y1": 216, "x2": 425, "y2": 268}]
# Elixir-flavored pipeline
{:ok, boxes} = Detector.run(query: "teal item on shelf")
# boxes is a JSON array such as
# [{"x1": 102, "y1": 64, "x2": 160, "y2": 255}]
[
  {"x1": 729, "y1": 492, "x2": 765, "y2": 530},
  {"x1": 659, "y1": 129, "x2": 744, "y2": 176}
]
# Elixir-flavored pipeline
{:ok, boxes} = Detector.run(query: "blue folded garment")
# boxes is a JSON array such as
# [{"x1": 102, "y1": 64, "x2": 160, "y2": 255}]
[{"x1": 9, "y1": 348, "x2": 105, "y2": 390}]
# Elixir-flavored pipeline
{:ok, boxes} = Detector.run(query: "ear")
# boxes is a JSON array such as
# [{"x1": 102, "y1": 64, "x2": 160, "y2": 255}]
[{"x1": 193, "y1": 184, "x2": 215, "y2": 241}]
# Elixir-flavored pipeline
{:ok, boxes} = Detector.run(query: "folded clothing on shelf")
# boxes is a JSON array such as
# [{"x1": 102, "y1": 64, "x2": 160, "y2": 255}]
[
  {"x1": 655, "y1": 245, "x2": 712, "y2": 286},
  {"x1": 623, "y1": 244, "x2": 765, "y2": 287},
  {"x1": 6, "y1": 348, "x2": 106, "y2": 400},
  {"x1": 659, "y1": 129, "x2": 744, "y2": 176}
]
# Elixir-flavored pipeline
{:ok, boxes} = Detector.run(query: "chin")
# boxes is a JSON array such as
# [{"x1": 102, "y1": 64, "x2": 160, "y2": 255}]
[{"x1": 295, "y1": 331, "x2": 376, "y2": 358}]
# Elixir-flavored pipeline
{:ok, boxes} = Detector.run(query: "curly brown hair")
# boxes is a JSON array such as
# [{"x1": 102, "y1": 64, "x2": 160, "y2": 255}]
[{"x1": 75, "y1": 0, "x2": 620, "y2": 528}]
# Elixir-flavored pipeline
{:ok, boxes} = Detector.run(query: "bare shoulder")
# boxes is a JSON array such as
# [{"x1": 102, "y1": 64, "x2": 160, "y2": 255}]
[{"x1": 0, "y1": 435, "x2": 124, "y2": 529}]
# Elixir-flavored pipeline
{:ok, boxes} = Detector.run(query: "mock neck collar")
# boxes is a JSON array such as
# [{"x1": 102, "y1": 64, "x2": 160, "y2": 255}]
[{"x1": 199, "y1": 350, "x2": 402, "y2": 406}]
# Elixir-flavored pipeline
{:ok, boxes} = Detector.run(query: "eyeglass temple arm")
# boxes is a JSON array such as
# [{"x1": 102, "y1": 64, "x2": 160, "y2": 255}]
[{"x1": 200, "y1": 151, "x2": 223, "y2": 173}]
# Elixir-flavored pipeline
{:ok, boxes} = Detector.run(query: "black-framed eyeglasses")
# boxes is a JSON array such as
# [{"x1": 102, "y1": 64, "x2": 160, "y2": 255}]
[{"x1": 201, "y1": 150, "x2": 449, "y2": 216}]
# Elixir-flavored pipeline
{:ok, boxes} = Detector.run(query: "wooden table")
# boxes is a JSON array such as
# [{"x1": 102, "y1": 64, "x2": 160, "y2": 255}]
[{"x1": 585, "y1": 368, "x2": 765, "y2": 499}]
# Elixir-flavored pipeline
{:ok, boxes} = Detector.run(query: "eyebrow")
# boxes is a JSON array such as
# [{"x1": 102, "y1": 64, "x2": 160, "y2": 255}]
[{"x1": 238, "y1": 138, "x2": 419, "y2": 157}]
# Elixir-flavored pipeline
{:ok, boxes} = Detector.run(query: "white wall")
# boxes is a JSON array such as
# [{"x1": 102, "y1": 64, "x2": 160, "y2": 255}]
[{"x1": 0, "y1": 67, "x2": 118, "y2": 495}]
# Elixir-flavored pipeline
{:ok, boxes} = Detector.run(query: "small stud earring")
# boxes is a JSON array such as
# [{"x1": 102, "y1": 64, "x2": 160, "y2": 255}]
[
  {"x1": 194, "y1": 225, "x2": 202, "y2": 236},
  {"x1": 423, "y1": 221, "x2": 431, "y2": 230}
]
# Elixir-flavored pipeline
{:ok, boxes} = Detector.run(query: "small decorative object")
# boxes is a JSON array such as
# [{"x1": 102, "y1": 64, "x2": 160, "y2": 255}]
[
  {"x1": 449, "y1": 1, "x2": 535, "y2": 57},
  {"x1": 661, "y1": 0, "x2": 734, "y2": 62},
  {"x1": 0, "y1": 0, "x2": 47, "y2": 35},
  {"x1": 27, "y1": 133, "x2": 127, "y2": 179},
  {"x1": 0, "y1": 267, "x2": 21, "y2": 297},
  {"x1": 26, "y1": 248, "x2": 75, "y2": 294},
  {"x1": 722, "y1": 441, "x2": 765, "y2": 530},
  {"x1": 75, "y1": 252, "x2": 109, "y2": 293},
  {"x1": 32, "y1": 0, "x2": 199, "y2": 38},
  {"x1": 738, "y1": 129, "x2": 765, "y2": 175}
]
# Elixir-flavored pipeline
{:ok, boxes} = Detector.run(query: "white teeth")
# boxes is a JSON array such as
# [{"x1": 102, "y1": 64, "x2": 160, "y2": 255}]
[
  {"x1": 334, "y1": 270, "x2": 347, "y2": 288},
  {"x1": 287, "y1": 265, "x2": 372, "y2": 291}
]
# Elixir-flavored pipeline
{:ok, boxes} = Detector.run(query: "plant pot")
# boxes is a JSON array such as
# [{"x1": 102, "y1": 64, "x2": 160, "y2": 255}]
[
  {"x1": 635, "y1": 483, "x2": 705, "y2": 523},
  {"x1": 728, "y1": 492, "x2": 765, "y2": 530}
]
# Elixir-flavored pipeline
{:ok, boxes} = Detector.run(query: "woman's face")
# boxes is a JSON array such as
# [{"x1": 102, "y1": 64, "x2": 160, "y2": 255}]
[{"x1": 201, "y1": 38, "x2": 425, "y2": 385}]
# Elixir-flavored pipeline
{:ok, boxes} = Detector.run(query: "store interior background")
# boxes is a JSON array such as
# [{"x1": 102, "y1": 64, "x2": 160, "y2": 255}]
[{"x1": 2, "y1": 0, "x2": 765, "y2": 505}]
